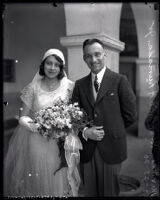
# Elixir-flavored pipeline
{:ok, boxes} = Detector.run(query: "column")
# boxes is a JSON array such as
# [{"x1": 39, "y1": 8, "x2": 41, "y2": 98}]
[
  {"x1": 60, "y1": 33, "x2": 124, "y2": 81},
  {"x1": 61, "y1": 3, "x2": 124, "y2": 81},
  {"x1": 136, "y1": 57, "x2": 159, "y2": 137}
]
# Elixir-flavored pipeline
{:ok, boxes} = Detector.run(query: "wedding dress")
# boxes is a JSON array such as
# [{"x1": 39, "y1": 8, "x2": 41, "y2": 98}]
[{"x1": 4, "y1": 77, "x2": 81, "y2": 197}]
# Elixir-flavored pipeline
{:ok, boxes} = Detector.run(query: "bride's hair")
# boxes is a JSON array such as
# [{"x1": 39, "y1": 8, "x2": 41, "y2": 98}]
[{"x1": 39, "y1": 54, "x2": 65, "y2": 80}]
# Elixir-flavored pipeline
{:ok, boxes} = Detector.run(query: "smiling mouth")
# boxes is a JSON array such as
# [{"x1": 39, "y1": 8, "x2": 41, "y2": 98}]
[
  {"x1": 92, "y1": 63, "x2": 99, "y2": 67},
  {"x1": 48, "y1": 71, "x2": 55, "y2": 73}
]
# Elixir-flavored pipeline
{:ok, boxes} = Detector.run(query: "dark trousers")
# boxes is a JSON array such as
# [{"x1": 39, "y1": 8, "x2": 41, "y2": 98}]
[{"x1": 80, "y1": 147, "x2": 121, "y2": 197}]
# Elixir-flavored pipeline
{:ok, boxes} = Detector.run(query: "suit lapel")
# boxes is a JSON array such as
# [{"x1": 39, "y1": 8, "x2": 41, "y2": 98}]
[
  {"x1": 82, "y1": 73, "x2": 95, "y2": 107},
  {"x1": 96, "y1": 67, "x2": 114, "y2": 104}
]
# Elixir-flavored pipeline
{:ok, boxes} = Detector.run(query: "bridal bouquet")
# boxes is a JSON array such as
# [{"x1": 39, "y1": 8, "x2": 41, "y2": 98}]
[{"x1": 34, "y1": 98, "x2": 89, "y2": 140}]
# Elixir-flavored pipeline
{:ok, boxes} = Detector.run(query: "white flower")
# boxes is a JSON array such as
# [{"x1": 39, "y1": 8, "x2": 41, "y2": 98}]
[{"x1": 44, "y1": 124, "x2": 52, "y2": 129}]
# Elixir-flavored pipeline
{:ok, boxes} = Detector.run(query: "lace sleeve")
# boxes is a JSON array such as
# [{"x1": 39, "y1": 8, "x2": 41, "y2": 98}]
[
  {"x1": 67, "y1": 80, "x2": 75, "y2": 99},
  {"x1": 20, "y1": 83, "x2": 34, "y2": 110}
]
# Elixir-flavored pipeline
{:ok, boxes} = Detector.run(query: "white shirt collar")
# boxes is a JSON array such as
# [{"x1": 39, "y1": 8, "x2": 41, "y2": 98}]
[{"x1": 91, "y1": 66, "x2": 106, "y2": 84}]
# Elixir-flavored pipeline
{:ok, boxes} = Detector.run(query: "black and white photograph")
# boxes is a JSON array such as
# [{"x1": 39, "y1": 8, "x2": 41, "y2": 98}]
[{"x1": 2, "y1": 2, "x2": 159, "y2": 198}]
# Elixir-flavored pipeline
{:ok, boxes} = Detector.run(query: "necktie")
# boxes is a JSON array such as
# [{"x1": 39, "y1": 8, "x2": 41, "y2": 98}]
[{"x1": 94, "y1": 75, "x2": 99, "y2": 93}]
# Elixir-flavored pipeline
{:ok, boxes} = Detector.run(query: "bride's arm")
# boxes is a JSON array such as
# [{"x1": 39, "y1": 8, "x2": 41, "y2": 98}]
[
  {"x1": 20, "y1": 102, "x2": 31, "y2": 117},
  {"x1": 19, "y1": 102, "x2": 39, "y2": 133}
]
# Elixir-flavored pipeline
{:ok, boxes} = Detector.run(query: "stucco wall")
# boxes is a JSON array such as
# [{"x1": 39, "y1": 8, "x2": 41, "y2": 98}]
[{"x1": 3, "y1": 3, "x2": 66, "y2": 93}]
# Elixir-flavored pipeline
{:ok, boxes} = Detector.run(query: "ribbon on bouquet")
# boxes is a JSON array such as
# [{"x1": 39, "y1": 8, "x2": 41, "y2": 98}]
[{"x1": 64, "y1": 129, "x2": 83, "y2": 197}]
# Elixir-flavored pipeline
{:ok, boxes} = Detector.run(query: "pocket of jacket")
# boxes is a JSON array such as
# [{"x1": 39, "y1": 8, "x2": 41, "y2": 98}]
[{"x1": 104, "y1": 93, "x2": 117, "y2": 102}]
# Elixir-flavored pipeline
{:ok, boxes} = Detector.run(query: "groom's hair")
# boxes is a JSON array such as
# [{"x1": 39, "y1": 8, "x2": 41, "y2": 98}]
[
  {"x1": 39, "y1": 54, "x2": 65, "y2": 80},
  {"x1": 83, "y1": 38, "x2": 104, "y2": 50}
]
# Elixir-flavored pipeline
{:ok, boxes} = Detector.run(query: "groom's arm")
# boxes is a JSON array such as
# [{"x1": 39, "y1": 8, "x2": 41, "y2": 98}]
[{"x1": 118, "y1": 75, "x2": 137, "y2": 129}]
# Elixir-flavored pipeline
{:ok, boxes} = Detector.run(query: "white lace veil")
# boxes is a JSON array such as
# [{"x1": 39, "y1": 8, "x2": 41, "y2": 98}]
[{"x1": 32, "y1": 48, "x2": 67, "y2": 84}]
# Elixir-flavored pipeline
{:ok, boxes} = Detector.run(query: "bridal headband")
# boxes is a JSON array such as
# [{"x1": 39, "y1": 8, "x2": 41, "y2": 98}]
[{"x1": 42, "y1": 49, "x2": 65, "y2": 65}]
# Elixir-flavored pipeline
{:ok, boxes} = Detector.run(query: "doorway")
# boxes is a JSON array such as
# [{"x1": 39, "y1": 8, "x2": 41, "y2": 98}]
[
  {"x1": 119, "y1": 3, "x2": 138, "y2": 95},
  {"x1": 119, "y1": 3, "x2": 138, "y2": 135}
]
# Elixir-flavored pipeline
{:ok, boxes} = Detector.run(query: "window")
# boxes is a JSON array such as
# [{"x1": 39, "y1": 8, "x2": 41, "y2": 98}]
[{"x1": 3, "y1": 59, "x2": 15, "y2": 82}]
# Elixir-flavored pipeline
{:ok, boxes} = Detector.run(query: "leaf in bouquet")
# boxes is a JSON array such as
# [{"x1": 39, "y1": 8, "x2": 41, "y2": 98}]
[
  {"x1": 53, "y1": 137, "x2": 67, "y2": 176},
  {"x1": 53, "y1": 155, "x2": 67, "y2": 176}
]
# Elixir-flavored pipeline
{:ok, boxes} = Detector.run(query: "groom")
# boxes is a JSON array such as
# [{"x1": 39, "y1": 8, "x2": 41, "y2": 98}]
[{"x1": 72, "y1": 38, "x2": 137, "y2": 196}]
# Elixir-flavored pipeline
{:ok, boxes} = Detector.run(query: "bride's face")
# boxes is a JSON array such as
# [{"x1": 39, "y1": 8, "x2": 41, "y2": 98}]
[{"x1": 44, "y1": 55, "x2": 61, "y2": 79}]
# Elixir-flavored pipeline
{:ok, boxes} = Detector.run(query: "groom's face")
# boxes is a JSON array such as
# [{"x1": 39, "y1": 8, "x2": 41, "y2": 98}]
[{"x1": 83, "y1": 42, "x2": 105, "y2": 74}]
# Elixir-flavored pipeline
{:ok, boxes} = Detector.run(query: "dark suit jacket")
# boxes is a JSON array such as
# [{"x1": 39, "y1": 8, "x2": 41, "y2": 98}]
[{"x1": 72, "y1": 67, "x2": 137, "y2": 164}]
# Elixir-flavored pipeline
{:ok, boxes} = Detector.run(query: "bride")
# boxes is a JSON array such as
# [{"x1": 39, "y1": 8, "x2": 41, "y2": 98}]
[{"x1": 4, "y1": 49, "x2": 82, "y2": 197}]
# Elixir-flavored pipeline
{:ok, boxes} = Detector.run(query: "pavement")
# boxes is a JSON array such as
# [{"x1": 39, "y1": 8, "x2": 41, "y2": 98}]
[{"x1": 119, "y1": 131, "x2": 154, "y2": 196}]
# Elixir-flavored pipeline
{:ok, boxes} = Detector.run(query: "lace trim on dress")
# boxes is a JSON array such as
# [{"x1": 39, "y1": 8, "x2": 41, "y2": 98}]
[
  {"x1": 20, "y1": 77, "x2": 74, "y2": 110},
  {"x1": 20, "y1": 83, "x2": 34, "y2": 110},
  {"x1": 37, "y1": 77, "x2": 74, "y2": 101},
  {"x1": 60, "y1": 77, "x2": 75, "y2": 100}
]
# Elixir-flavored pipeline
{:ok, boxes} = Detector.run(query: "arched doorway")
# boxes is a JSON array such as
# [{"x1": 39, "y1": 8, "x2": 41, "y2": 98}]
[
  {"x1": 119, "y1": 3, "x2": 138, "y2": 136},
  {"x1": 119, "y1": 3, "x2": 138, "y2": 95}
]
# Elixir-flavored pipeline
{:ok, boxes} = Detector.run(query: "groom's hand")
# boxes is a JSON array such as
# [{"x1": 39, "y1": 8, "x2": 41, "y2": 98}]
[{"x1": 83, "y1": 126, "x2": 105, "y2": 141}]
